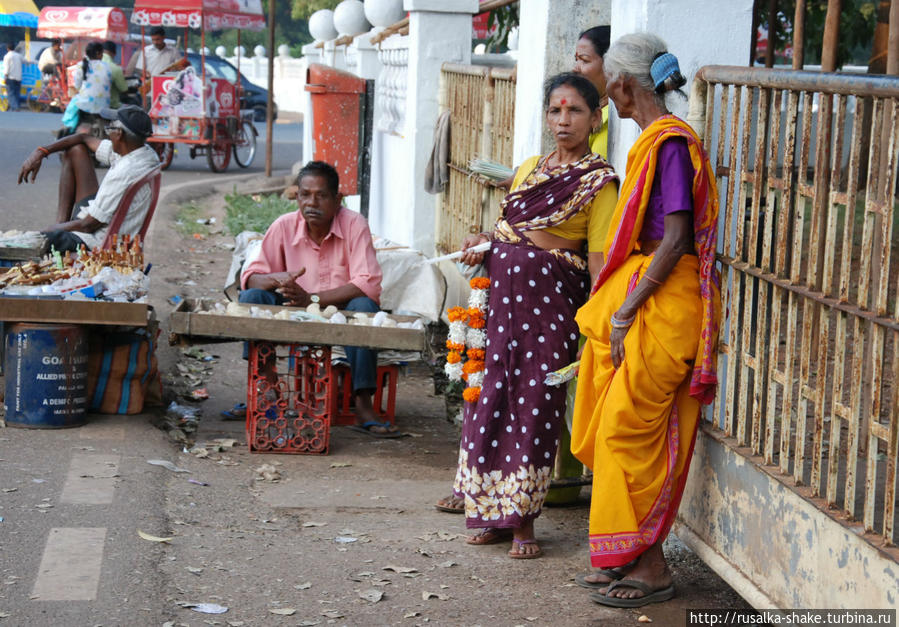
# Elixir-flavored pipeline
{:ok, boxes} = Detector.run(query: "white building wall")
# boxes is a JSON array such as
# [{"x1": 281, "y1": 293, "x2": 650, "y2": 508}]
[{"x1": 607, "y1": 0, "x2": 754, "y2": 174}]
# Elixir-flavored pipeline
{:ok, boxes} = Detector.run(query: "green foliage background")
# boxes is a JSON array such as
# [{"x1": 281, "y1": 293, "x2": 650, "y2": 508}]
[{"x1": 756, "y1": 0, "x2": 877, "y2": 68}]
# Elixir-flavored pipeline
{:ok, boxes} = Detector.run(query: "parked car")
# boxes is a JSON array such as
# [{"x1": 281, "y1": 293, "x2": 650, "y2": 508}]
[{"x1": 185, "y1": 52, "x2": 276, "y2": 122}]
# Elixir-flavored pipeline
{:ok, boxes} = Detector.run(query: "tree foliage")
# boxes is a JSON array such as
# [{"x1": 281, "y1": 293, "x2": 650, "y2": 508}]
[
  {"x1": 291, "y1": 0, "x2": 340, "y2": 21},
  {"x1": 484, "y1": 5, "x2": 519, "y2": 53},
  {"x1": 756, "y1": 0, "x2": 877, "y2": 68}
]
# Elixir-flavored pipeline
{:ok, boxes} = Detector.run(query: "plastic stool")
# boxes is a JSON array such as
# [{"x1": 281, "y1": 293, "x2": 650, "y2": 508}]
[{"x1": 331, "y1": 363, "x2": 399, "y2": 426}]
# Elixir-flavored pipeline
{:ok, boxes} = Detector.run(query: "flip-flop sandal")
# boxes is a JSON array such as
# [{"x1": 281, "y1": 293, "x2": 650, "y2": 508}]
[
  {"x1": 347, "y1": 421, "x2": 407, "y2": 439},
  {"x1": 466, "y1": 528, "x2": 513, "y2": 545},
  {"x1": 434, "y1": 497, "x2": 464, "y2": 514},
  {"x1": 575, "y1": 570, "x2": 624, "y2": 588},
  {"x1": 508, "y1": 538, "x2": 542, "y2": 559},
  {"x1": 589, "y1": 579, "x2": 675, "y2": 608},
  {"x1": 221, "y1": 402, "x2": 247, "y2": 420}
]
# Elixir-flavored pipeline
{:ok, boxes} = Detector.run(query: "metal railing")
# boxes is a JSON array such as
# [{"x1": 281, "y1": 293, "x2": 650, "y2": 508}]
[
  {"x1": 692, "y1": 65, "x2": 899, "y2": 547},
  {"x1": 436, "y1": 63, "x2": 515, "y2": 254}
]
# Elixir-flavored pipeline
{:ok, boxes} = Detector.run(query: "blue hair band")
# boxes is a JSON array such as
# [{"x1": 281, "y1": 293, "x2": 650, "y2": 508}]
[{"x1": 650, "y1": 52, "x2": 680, "y2": 90}]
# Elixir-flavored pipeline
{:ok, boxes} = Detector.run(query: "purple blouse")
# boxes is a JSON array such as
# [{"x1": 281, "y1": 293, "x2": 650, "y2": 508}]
[{"x1": 639, "y1": 137, "x2": 695, "y2": 242}]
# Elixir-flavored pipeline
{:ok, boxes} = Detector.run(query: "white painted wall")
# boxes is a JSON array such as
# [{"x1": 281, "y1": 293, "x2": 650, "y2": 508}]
[
  {"x1": 513, "y1": 0, "x2": 611, "y2": 165},
  {"x1": 607, "y1": 0, "x2": 754, "y2": 174}
]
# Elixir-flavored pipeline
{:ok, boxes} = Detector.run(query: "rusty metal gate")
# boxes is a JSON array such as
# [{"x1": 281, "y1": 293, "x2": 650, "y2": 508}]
[
  {"x1": 692, "y1": 65, "x2": 899, "y2": 549},
  {"x1": 436, "y1": 63, "x2": 515, "y2": 254}
]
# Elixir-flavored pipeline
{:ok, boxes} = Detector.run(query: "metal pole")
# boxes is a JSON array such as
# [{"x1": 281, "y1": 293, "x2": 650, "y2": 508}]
[
  {"x1": 821, "y1": 0, "x2": 842, "y2": 72},
  {"x1": 265, "y1": 0, "x2": 274, "y2": 177},
  {"x1": 765, "y1": 0, "x2": 778, "y2": 68},
  {"x1": 750, "y1": 0, "x2": 761, "y2": 64},
  {"x1": 792, "y1": 0, "x2": 806, "y2": 69},
  {"x1": 888, "y1": 0, "x2": 899, "y2": 74}
]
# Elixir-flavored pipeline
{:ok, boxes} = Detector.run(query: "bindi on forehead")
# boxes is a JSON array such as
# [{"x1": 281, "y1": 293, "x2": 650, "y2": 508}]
[{"x1": 561, "y1": 98, "x2": 567, "y2": 105}]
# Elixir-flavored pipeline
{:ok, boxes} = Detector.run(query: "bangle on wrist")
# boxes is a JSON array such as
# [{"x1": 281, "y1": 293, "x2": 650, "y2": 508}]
[
  {"x1": 36, "y1": 146, "x2": 50, "y2": 158},
  {"x1": 610, "y1": 312, "x2": 636, "y2": 329},
  {"x1": 642, "y1": 274, "x2": 662, "y2": 286}
]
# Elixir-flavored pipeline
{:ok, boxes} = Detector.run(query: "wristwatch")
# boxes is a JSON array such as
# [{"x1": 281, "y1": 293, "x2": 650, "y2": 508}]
[{"x1": 310, "y1": 294, "x2": 320, "y2": 304}]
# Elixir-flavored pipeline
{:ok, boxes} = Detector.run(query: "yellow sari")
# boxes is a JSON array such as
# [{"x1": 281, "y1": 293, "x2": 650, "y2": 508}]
[{"x1": 571, "y1": 115, "x2": 720, "y2": 568}]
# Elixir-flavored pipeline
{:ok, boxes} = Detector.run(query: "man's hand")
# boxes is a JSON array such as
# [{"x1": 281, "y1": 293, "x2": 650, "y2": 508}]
[
  {"x1": 18, "y1": 149, "x2": 45, "y2": 184},
  {"x1": 274, "y1": 269, "x2": 310, "y2": 307}
]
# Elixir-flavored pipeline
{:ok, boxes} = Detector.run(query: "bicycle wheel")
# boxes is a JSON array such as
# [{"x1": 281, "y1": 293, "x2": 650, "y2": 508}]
[
  {"x1": 153, "y1": 142, "x2": 175, "y2": 170},
  {"x1": 206, "y1": 137, "x2": 231, "y2": 172},
  {"x1": 232, "y1": 120, "x2": 257, "y2": 168},
  {"x1": 28, "y1": 97, "x2": 49, "y2": 113}
]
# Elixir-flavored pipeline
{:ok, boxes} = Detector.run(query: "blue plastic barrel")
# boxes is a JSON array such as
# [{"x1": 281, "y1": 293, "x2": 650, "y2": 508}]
[{"x1": 3, "y1": 323, "x2": 88, "y2": 428}]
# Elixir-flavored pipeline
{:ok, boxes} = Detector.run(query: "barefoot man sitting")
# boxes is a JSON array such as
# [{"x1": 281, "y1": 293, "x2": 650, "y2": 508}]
[{"x1": 238, "y1": 160, "x2": 399, "y2": 437}]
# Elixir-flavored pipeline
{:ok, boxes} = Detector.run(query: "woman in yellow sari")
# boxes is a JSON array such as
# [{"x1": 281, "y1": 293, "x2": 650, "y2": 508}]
[{"x1": 570, "y1": 33, "x2": 721, "y2": 608}]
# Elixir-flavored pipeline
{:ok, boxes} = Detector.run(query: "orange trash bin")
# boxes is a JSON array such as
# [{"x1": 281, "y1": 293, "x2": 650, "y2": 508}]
[{"x1": 305, "y1": 63, "x2": 368, "y2": 197}]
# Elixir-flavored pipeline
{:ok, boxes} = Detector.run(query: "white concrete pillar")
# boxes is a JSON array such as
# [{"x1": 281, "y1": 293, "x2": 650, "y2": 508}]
[
  {"x1": 368, "y1": 0, "x2": 478, "y2": 254},
  {"x1": 348, "y1": 30, "x2": 383, "y2": 80},
  {"x1": 607, "y1": 0, "x2": 753, "y2": 174},
  {"x1": 512, "y1": 0, "x2": 610, "y2": 165}
]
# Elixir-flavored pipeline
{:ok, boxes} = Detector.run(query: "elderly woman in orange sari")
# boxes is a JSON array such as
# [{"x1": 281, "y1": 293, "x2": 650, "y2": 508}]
[{"x1": 570, "y1": 32, "x2": 721, "y2": 608}]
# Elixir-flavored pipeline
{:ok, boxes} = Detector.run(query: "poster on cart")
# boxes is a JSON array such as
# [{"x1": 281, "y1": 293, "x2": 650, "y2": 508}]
[{"x1": 149, "y1": 68, "x2": 238, "y2": 137}]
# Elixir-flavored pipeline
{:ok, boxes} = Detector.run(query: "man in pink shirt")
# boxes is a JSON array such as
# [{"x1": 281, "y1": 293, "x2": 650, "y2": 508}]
[{"x1": 238, "y1": 161, "x2": 399, "y2": 436}]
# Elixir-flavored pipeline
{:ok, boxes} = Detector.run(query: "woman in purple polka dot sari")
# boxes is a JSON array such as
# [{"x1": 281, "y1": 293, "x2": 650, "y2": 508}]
[{"x1": 449, "y1": 74, "x2": 618, "y2": 558}]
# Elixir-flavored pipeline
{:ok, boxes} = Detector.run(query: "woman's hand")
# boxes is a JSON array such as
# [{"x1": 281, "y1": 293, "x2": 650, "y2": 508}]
[
  {"x1": 18, "y1": 150, "x2": 45, "y2": 184},
  {"x1": 609, "y1": 326, "x2": 629, "y2": 369},
  {"x1": 459, "y1": 233, "x2": 490, "y2": 267}
]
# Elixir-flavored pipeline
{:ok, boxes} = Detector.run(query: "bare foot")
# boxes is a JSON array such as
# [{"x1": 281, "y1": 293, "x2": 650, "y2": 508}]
[
  {"x1": 508, "y1": 521, "x2": 542, "y2": 558},
  {"x1": 598, "y1": 543, "x2": 671, "y2": 600}
]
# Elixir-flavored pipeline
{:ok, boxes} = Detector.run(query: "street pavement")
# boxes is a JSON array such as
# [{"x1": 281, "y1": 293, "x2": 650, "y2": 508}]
[
  {"x1": 0, "y1": 109, "x2": 302, "y2": 232},
  {"x1": 0, "y1": 111, "x2": 752, "y2": 626}
]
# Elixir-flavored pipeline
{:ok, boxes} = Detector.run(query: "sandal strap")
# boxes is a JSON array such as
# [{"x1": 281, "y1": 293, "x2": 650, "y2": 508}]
[
  {"x1": 512, "y1": 539, "x2": 537, "y2": 545},
  {"x1": 605, "y1": 579, "x2": 653, "y2": 596}
]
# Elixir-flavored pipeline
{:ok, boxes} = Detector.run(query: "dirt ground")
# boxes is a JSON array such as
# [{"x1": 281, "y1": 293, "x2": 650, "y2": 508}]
[{"x1": 141, "y1": 188, "x2": 753, "y2": 626}]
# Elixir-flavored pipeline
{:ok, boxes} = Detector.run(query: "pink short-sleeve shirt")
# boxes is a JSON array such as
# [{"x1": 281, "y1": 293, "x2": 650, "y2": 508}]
[{"x1": 240, "y1": 208, "x2": 382, "y2": 304}]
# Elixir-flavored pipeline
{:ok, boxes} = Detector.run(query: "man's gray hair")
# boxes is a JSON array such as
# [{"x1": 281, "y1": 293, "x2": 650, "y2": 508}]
[{"x1": 603, "y1": 32, "x2": 669, "y2": 93}]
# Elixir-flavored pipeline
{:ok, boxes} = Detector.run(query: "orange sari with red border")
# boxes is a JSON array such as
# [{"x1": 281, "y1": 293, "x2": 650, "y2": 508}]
[{"x1": 571, "y1": 115, "x2": 720, "y2": 568}]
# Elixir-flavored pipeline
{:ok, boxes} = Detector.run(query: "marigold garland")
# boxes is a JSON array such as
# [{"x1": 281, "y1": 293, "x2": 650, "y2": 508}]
[
  {"x1": 462, "y1": 387, "x2": 481, "y2": 403},
  {"x1": 443, "y1": 276, "x2": 490, "y2": 403}
]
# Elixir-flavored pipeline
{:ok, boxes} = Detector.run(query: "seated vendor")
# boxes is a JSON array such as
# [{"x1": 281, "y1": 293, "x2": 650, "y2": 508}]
[
  {"x1": 239, "y1": 161, "x2": 398, "y2": 437},
  {"x1": 17, "y1": 105, "x2": 160, "y2": 253}
]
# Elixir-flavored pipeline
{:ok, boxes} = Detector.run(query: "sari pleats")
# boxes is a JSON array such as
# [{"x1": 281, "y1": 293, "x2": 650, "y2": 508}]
[{"x1": 573, "y1": 254, "x2": 703, "y2": 568}]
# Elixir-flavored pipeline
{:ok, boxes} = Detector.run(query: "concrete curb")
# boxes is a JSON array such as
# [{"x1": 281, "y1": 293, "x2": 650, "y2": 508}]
[{"x1": 156, "y1": 170, "x2": 294, "y2": 212}]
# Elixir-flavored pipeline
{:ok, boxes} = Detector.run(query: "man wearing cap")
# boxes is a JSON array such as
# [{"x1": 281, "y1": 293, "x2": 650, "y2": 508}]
[{"x1": 17, "y1": 105, "x2": 160, "y2": 252}]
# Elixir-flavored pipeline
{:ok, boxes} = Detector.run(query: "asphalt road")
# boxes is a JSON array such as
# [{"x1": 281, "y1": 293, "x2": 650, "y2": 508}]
[{"x1": 0, "y1": 109, "x2": 302, "y2": 232}]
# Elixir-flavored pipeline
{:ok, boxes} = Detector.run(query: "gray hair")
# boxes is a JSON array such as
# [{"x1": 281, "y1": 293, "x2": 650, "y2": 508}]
[{"x1": 604, "y1": 32, "x2": 685, "y2": 104}]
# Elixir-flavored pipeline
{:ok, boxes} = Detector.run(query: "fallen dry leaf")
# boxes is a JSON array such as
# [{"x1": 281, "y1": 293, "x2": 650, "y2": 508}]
[
  {"x1": 382, "y1": 565, "x2": 418, "y2": 574},
  {"x1": 137, "y1": 530, "x2": 173, "y2": 543},
  {"x1": 421, "y1": 591, "x2": 448, "y2": 601},
  {"x1": 358, "y1": 589, "x2": 383, "y2": 603},
  {"x1": 269, "y1": 608, "x2": 296, "y2": 616},
  {"x1": 329, "y1": 462, "x2": 352, "y2": 468},
  {"x1": 302, "y1": 521, "x2": 327, "y2": 528},
  {"x1": 295, "y1": 582, "x2": 312, "y2": 590},
  {"x1": 403, "y1": 612, "x2": 420, "y2": 618}
]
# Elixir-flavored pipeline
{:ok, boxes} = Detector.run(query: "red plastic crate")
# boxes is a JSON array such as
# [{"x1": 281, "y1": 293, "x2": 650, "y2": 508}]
[
  {"x1": 330, "y1": 363, "x2": 399, "y2": 426},
  {"x1": 245, "y1": 343, "x2": 401, "y2": 453},
  {"x1": 246, "y1": 342, "x2": 333, "y2": 454}
]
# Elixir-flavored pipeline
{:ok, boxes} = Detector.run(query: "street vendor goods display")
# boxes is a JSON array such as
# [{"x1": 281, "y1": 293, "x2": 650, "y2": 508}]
[
  {"x1": 444, "y1": 277, "x2": 489, "y2": 403},
  {"x1": 170, "y1": 298, "x2": 426, "y2": 455},
  {"x1": 132, "y1": 0, "x2": 262, "y2": 172},
  {"x1": 0, "y1": 235, "x2": 148, "y2": 301}
]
